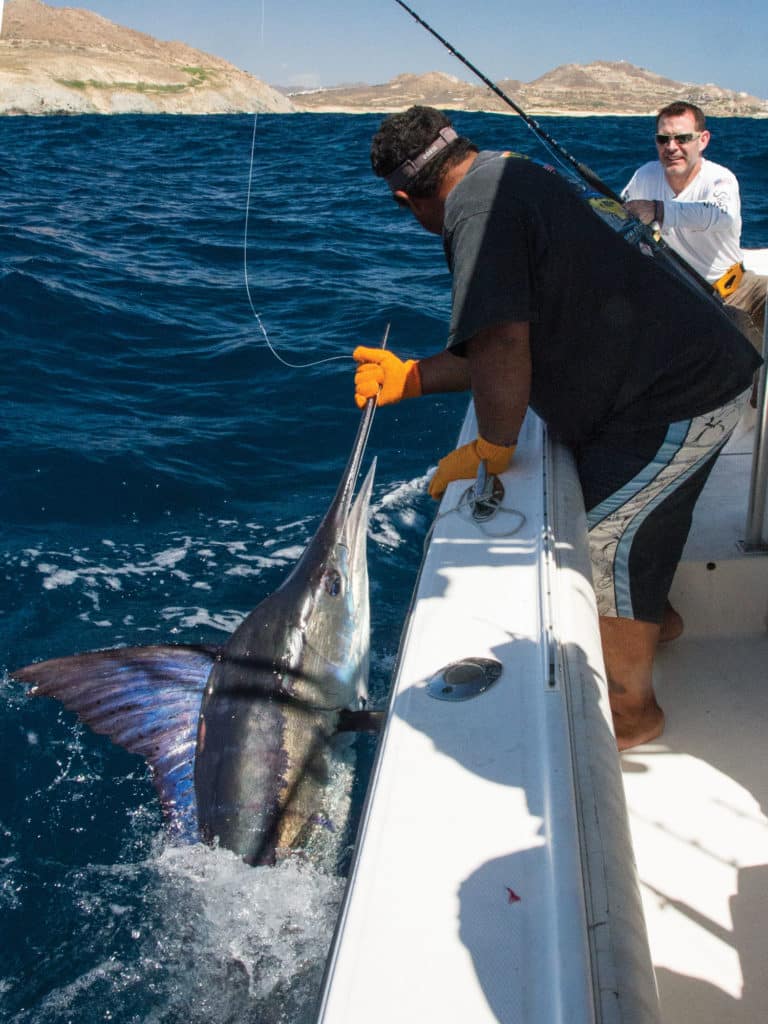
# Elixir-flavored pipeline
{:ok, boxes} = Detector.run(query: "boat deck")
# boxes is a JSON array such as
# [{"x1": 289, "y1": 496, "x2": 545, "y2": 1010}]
[{"x1": 621, "y1": 416, "x2": 768, "y2": 1023}]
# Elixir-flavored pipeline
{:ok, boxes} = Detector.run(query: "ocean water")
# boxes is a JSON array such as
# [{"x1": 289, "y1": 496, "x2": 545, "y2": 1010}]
[{"x1": 1, "y1": 112, "x2": 766, "y2": 1023}]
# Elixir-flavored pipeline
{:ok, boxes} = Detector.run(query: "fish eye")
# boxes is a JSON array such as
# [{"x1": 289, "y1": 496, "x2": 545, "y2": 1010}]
[{"x1": 324, "y1": 570, "x2": 342, "y2": 597}]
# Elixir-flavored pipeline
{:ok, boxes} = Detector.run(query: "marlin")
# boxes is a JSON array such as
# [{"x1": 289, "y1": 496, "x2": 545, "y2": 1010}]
[{"x1": 12, "y1": 395, "x2": 380, "y2": 866}]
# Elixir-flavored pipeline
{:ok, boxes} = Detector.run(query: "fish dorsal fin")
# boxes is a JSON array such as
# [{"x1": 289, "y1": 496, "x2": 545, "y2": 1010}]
[{"x1": 13, "y1": 644, "x2": 220, "y2": 841}]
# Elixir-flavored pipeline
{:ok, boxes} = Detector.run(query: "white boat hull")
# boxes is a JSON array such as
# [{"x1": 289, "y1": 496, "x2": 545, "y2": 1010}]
[{"x1": 319, "y1": 411, "x2": 660, "y2": 1023}]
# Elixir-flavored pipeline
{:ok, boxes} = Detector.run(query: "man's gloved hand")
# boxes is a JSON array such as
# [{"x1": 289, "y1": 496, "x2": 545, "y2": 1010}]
[
  {"x1": 353, "y1": 347, "x2": 422, "y2": 409},
  {"x1": 429, "y1": 436, "x2": 516, "y2": 500}
]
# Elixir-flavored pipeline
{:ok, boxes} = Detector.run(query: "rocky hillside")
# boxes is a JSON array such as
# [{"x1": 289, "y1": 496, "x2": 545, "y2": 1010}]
[
  {"x1": 1, "y1": 1, "x2": 764, "y2": 118},
  {"x1": 293, "y1": 63, "x2": 768, "y2": 117},
  {"x1": 0, "y1": 0, "x2": 294, "y2": 115}
]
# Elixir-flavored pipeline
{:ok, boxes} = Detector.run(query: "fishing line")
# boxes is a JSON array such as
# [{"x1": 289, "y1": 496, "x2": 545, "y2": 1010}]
[
  {"x1": 243, "y1": 114, "x2": 349, "y2": 369},
  {"x1": 242, "y1": 1, "x2": 348, "y2": 370}
]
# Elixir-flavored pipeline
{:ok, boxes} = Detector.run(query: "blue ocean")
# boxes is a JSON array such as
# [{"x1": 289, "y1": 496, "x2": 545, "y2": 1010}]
[{"x1": 1, "y1": 112, "x2": 766, "y2": 1023}]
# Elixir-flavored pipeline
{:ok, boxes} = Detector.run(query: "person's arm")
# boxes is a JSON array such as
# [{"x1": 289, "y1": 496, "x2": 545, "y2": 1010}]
[
  {"x1": 417, "y1": 348, "x2": 471, "y2": 393},
  {"x1": 624, "y1": 198, "x2": 664, "y2": 227},
  {"x1": 427, "y1": 320, "x2": 530, "y2": 499},
  {"x1": 625, "y1": 170, "x2": 741, "y2": 235},
  {"x1": 466, "y1": 321, "x2": 530, "y2": 445},
  {"x1": 625, "y1": 196, "x2": 740, "y2": 234},
  {"x1": 660, "y1": 197, "x2": 739, "y2": 234},
  {"x1": 622, "y1": 166, "x2": 665, "y2": 226}
]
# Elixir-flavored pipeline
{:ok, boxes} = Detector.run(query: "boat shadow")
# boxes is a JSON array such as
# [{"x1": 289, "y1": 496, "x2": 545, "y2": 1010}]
[
  {"x1": 620, "y1": 631, "x2": 768, "y2": 1022},
  {"x1": 652, "y1": 860, "x2": 768, "y2": 1023}
]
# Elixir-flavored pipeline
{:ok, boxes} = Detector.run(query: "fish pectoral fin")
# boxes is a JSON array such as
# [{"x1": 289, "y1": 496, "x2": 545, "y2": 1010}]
[
  {"x1": 336, "y1": 709, "x2": 384, "y2": 733},
  {"x1": 12, "y1": 643, "x2": 221, "y2": 841}
]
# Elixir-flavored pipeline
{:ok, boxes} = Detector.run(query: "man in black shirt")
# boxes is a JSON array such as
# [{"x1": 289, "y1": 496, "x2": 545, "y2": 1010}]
[{"x1": 354, "y1": 106, "x2": 760, "y2": 750}]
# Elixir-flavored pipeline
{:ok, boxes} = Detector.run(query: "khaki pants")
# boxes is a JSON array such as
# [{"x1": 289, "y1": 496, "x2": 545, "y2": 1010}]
[{"x1": 726, "y1": 269, "x2": 767, "y2": 354}]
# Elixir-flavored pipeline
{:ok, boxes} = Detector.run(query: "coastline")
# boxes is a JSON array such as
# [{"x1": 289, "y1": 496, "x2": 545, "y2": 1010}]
[
  {"x1": 287, "y1": 104, "x2": 768, "y2": 118},
  {"x1": 4, "y1": 105, "x2": 767, "y2": 118}
]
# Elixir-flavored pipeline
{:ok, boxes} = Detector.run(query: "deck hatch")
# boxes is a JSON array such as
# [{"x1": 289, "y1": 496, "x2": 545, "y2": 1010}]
[{"x1": 425, "y1": 657, "x2": 503, "y2": 701}]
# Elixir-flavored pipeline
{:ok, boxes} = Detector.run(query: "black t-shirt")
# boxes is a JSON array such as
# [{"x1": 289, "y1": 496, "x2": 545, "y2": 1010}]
[{"x1": 443, "y1": 152, "x2": 761, "y2": 445}]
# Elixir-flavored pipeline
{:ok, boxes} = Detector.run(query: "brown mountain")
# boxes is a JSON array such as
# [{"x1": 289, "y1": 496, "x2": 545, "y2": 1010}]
[
  {"x1": 290, "y1": 72, "x2": 496, "y2": 113},
  {"x1": 293, "y1": 62, "x2": 768, "y2": 117},
  {"x1": 0, "y1": 0, "x2": 294, "y2": 115},
  {"x1": 1, "y1": 1, "x2": 764, "y2": 118}
]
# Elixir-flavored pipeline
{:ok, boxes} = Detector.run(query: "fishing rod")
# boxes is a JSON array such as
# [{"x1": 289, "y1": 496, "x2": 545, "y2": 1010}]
[
  {"x1": 393, "y1": 0, "x2": 724, "y2": 304},
  {"x1": 392, "y1": 0, "x2": 622, "y2": 202}
]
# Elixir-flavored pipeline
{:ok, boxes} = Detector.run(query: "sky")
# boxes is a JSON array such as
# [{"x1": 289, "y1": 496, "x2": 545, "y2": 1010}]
[{"x1": 32, "y1": 0, "x2": 768, "y2": 99}]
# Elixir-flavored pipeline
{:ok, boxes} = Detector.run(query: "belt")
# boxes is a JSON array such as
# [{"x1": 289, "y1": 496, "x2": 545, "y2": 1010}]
[{"x1": 713, "y1": 261, "x2": 744, "y2": 299}]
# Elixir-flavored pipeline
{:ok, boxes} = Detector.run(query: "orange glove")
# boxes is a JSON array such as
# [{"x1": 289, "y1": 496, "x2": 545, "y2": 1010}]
[
  {"x1": 429, "y1": 437, "x2": 516, "y2": 500},
  {"x1": 353, "y1": 347, "x2": 422, "y2": 409}
]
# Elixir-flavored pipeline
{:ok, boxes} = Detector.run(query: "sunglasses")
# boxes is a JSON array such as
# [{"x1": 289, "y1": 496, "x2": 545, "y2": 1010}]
[
  {"x1": 655, "y1": 132, "x2": 702, "y2": 145},
  {"x1": 392, "y1": 193, "x2": 410, "y2": 209}
]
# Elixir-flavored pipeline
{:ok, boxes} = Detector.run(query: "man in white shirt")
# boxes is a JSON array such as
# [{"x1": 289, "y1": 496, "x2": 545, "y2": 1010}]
[{"x1": 623, "y1": 101, "x2": 765, "y2": 353}]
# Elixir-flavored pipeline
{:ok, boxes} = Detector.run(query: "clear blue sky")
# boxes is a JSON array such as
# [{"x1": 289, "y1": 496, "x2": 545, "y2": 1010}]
[{"x1": 39, "y1": 0, "x2": 768, "y2": 99}]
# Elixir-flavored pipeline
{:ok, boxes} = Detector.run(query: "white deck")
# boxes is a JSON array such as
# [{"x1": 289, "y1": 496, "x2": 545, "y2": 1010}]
[{"x1": 621, "y1": 415, "x2": 768, "y2": 1023}]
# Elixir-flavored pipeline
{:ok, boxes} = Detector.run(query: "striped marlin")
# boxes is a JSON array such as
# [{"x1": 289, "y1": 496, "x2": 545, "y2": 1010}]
[{"x1": 12, "y1": 402, "x2": 378, "y2": 866}]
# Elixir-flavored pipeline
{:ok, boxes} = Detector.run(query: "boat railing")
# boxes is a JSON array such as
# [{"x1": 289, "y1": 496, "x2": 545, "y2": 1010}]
[{"x1": 744, "y1": 289, "x2": 768, "y2": 551}]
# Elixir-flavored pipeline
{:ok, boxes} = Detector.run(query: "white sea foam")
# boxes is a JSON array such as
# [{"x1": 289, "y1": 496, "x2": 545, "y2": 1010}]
[
  {"x1": 142, "y1": 846, "x2": 345, "y2": 1023},
  {"x1": 148, "y1": 542, "x2": 191, "y2": 568},
  {"x1": 369, "y1": 473, "x2": 432, "y2": 549},
  {"x1": 224, "y1": 563, "x2": 263, "y2": 578},
  {"x1": 270, "y1": 544, "x2": 305, "y2": 560},
  {"x1": 15, "y1": 959, "x2": 127, "y2": 1021},
  {"x1": 2, "y1": 808, "x2": 348, "y2": 1023},
  {"x1": 20, "y1": 494, "x2": 410, "y2": 625},
  {"x1": 275, "y1": 516, "x2": 314, "y2": 534},
  {"x1": 36, "y1": 539, "x2": 191, "y2": 593},
  {"x1": 38, "y1": 565, "x2": 81, "y2": 590},
  {"x1": 224, "y1": 551, "x2": 294, "y2": 569},
  {"x1": 160, "y1": 606, "x2": 245, "y2": 633}
]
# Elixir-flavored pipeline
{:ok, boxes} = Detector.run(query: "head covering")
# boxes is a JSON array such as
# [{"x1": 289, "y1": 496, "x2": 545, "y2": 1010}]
[{"x1": 384, "y1": 126, "x2": 458, "y2": 191}]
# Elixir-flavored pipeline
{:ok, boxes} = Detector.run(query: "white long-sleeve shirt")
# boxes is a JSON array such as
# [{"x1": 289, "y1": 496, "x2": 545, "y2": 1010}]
[{"x1": 622, "y1": 158, "x2": 743, "y2": 282}]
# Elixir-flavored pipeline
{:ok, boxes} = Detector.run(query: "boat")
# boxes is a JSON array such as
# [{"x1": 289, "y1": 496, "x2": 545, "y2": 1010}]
[{"x1": 316, "y1": 251, "x2": 768, "y2": 1022}]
